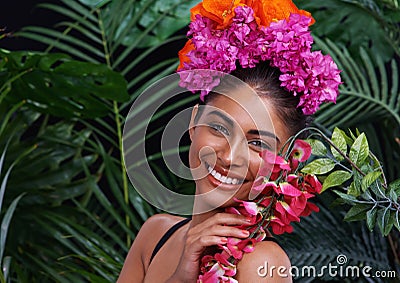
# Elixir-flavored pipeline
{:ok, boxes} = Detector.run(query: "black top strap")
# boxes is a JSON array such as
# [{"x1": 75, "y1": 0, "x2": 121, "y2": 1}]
[
  {"x1": 149, "y1": 218, "x2": 191, "y2": 264},
  {"x1": 149, "y1": 218, "x2": 278, "y2": 265},
  {"x1": 263, "y1": 236, "x2": 279, "y2": 244}
]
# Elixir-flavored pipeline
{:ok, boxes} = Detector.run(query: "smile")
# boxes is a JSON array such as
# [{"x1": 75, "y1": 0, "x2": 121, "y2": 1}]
[{"x1": 206, "y1": 164, "x2": 244, "y2": 185}]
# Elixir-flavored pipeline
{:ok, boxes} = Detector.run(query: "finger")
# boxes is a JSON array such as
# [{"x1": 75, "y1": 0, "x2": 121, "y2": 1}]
[
  {"x1": 196, "y1": 213, "x2": 251, "y2": 231},
  {"x1": 206, "y1": 225, "x2": 250, "y2": 239}
]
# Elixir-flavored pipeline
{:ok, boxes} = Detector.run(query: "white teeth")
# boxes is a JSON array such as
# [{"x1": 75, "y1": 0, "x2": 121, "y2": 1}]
[{"x1": 206, "y1": 165, "x2": 242, "y2": 185}]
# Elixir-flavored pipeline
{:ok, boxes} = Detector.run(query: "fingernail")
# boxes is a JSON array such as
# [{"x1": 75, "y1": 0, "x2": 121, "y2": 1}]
[
  {"x1": 220, "y1": 237, "x2": 228, "y2": 244},
  {"x1": 241, "y1": 230, "x2": 249, "y2": 236}
]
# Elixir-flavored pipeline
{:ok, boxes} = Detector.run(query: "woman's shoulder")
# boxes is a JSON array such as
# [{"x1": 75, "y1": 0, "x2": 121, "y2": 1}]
[
  {"x1": 138, "y1": 214, "x2": 187, "y2": 262},
  {"x1": 142, "y1": 213, "x2": 187, "y2": 232},
  {"x1": 117, "y1": 214, "x2": 186, "y2": 282},
  {"x1": 236, "y1": 240, "x2": 292, "y2": 282}
]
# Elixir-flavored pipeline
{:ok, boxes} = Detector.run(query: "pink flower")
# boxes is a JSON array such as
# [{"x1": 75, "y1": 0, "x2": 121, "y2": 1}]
[
  {"x1": 178, "y1": 8, "x2": 342, "y2": 114},
  {"x1": 222, "y1": 238, "x2": 258, "y2": 260},
  {"x1": 268, "y1": 216, "x2": 294, "y2": 235},
  {"x1": 275, "y1": 200, "x2": 301, "y2": 224},
  {"x1": 198, "y1": 262, "x2": 225, "y2": 283},
  {"x1": 248, "y1": 226, "x2": 267, "y2": 242},
  {"x1": 300, "y1": 201, "x2": 320, "y2": 217},
  {"x1": 277, "y1": 182, "x2": 303, "y2": 197},
  {"x1": 290, "y1": 139, "x2": 312, "y2": 168},
  {"x1": 233, "y1": 198, "x2": 259, "y2": 216},
  {"x1": 302, "y1": 174, "x2": 322, "y2": 194},
  {"x1": 259, "y1": 150, "x2": 291, "y2": 180},
  {"x1": 249, "y1": 178, "x2": 278, "y2": 199},
  {"x1": 286, "y1": 192, "x2": 307, "y2": 212},
  {"x1": 215, "y1": 252, "x2": 237, "y2": 277}
]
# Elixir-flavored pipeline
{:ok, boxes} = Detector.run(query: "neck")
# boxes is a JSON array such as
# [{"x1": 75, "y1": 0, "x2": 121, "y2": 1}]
[{"x1": 190, "y1": 197, "x2": 224, "y2": 227}]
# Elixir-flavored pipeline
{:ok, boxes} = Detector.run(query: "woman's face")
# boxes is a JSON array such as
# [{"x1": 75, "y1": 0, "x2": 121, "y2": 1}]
[{"x1": 189, "y1": 87, "x2": 290, "y2": 211}]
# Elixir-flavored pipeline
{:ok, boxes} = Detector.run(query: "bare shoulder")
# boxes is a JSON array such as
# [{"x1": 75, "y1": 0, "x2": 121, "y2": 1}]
[
  {"x1": 117, "y1": 214, "x2": 185, "y2": 283},
  {"x1": 236, "y1": 240, "x2": 292, "y2": 282},
  {"x1": 141, "y1": 213, "x2": 186, "y2": 234},
  {"x1": 133, "y1": 213, "x2": 186, "y2": 264}
]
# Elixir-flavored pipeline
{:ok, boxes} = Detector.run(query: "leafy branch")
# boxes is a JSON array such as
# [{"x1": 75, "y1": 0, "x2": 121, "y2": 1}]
[{"x1": 297, "y1": 127, "x2": 399, "y2": 236}]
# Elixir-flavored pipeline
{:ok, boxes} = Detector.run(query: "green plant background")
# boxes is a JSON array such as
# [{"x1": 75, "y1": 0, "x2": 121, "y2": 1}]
[{"x1": 0, "y1": 0, "x2": 399, "y2": 282}]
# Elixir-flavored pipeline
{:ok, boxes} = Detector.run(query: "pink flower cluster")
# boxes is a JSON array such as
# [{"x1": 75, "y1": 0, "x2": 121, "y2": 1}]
[
  {"x1": 197, "y1": 140, "x2": 322, "y2": 282},
  {"x1": 178, "y1": 5, "x2": 342, "y2": 115}
]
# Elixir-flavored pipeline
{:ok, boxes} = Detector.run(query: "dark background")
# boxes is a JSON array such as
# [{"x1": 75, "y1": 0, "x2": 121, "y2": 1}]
[{"x1": 1, "y1": 0, "x2": 61, "y2": 51}]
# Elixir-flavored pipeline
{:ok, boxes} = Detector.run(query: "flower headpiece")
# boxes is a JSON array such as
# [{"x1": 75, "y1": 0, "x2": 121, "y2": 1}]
[{"x1": 177, "y1": 0, "x2": 342, "y2": 115}]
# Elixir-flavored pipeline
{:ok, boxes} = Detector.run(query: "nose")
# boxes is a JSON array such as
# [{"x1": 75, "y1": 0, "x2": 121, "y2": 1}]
[{"x1": 217, "y1": 135, "x2": 249, "y2": 169}]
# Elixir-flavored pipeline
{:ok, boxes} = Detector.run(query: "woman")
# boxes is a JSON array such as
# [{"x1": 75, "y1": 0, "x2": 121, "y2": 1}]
[
  {"x1": 119, "y1": 64, "x2": 301, "y2": 282},
  {"x1": 118, "y1": 0, "x2": 340, "y2": 281}
]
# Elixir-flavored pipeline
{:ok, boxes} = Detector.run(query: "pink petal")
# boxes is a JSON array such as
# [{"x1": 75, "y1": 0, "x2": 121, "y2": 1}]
[
  {"x1": 291, "y1": 139, "x2": 312, "y2": 162},
  {"x1": 279, "y1": 182, "x2": 302, "y2": 196}
]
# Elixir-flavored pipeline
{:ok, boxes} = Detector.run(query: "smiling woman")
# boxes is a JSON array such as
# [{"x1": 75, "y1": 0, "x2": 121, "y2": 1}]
[
  {"x1": 118, "y1": 64, "x2": 296, "y2": 283},
  {"x1": 117, "y1": 0, "x2": 341, "y2": 281}
]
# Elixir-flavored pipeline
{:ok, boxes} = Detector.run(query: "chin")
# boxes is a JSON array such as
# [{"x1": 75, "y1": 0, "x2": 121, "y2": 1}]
[{"x1": 194, "y1": 178, "x2": 253, "y2": 211}]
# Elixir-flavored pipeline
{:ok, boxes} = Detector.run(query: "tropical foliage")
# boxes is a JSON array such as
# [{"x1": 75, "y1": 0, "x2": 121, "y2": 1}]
[{"x1": 0, "y1": 0, "x2": 399, "y2": 282}]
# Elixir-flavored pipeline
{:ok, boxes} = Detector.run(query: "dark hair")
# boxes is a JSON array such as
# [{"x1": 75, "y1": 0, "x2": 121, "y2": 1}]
[{"x1": 196, "y1": 62, "x2": 312, "y2": 137}]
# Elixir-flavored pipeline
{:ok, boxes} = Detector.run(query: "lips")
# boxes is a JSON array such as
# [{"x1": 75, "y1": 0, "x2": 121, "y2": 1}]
[{"x1": 206, "y1": 162, "x2": 245, "y2": 185}]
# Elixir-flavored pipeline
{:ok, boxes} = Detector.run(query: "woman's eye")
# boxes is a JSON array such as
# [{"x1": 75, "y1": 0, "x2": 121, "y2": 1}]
[
  {"x1": 209, "y1": 123, "x2": 229, "y2": 136},
  {"x1": 249, "y1": 140, "x2": 271, "y2": 150}
]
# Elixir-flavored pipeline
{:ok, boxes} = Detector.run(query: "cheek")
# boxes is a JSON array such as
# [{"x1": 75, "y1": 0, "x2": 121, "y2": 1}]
[
  {"x1": 248, "y1": 151, "x2": 263, "y2": 176},
  {"x1": 189, "y1": 129, "x2": 227, "y2": 166}
]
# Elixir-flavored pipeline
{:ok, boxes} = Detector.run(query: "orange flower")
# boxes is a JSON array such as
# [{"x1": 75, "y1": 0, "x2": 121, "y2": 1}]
[
  {"x1": 190, "y1": 0, "x2": 314, "y2": 29},
  {"x1": 247, "y1": 0, "x2": 315, "y2": 26},
  {"x1": 180, "y1": 0, "x2": 315, "y2": 70},
  {"x1": 190, "y1": 0, "x2": 245, "y2": 29},
  {"x1": 177, "y1": 39, "x2": 195, "y2": 70}
]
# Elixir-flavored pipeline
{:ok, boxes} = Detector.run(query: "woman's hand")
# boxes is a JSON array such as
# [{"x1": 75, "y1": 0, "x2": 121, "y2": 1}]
[{"x1": 166, "y1": 213, "x2": 251, "y2": 283}]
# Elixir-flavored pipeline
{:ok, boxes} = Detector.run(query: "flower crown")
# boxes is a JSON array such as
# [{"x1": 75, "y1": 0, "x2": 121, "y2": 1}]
[{"x1": 177, "y1": 0, "x2": 342, "y2": 115}]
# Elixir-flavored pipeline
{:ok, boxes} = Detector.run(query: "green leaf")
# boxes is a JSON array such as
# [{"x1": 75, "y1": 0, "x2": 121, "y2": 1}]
[
  {"x1": 389, "y1": 178, "x2": 400, "y2": 194},
  {"x1": 349, "y1": 133, "x2": 369, "y2": 167},
  {"x1": 348, "y1": 180, "x2": 362, "y2": 197},
  {"x1": 394, "y1": 211, "x2": 400, "y2": 231},
  {"x1": 305, "y1": 139, "x2": 328, "y2": 156},
  {"x1": 296, "y1": 0, "x2": 397, "y2": 61},
  {"x1": 0, "y1": 194, "x2": 25, "y2": 265},
  {"x1": 330, "y1": 127, "x2": 348, "y2": 161},
  {"x1": 384, "y1": 210, "x2": 396, "y2": 236},
  {"x1": 314, "y1": 39, "x2": 400, "y2": 130},
  {"x1": 366, "y1": 206, "x2": 378, "y2": 231},
  {"x1": 361, "y1": 171, "x2": 382, "y2": 192},
  {"x1": 388, "y1": 188, "x2": 398, "y2": 202},
  {"x1": 321, "y1": 170, "x2": 352, "y2": 192},
  {"x1": 377, "y1": 207, "x2": 392, "y2": 236},
  {"x1": 0, "y1": 50, "x2": 129, "y2": 118},
  {"x1": 344, "y1": 203, "x2": 371, "y2": 221},
  {"x1": 301, "y1": 158, "x2": 336, "y2": 175},
  {"x1": 77, "y1": 0, "x2": 111, "y2": 7},
  {"x1": 109, "y1": 0, "x2": 199, "y2": 48},
  {"x1": 333, "y1": 190, "x2": 357, "y2": 204}
]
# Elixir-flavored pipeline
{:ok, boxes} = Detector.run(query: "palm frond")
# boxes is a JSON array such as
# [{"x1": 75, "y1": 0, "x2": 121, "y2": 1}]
[
  {"x1": 296, "y1": 0, "x2": 400, "y2": 58},
  {"x1": 281, "y1": 193, "x2": 391, "y2": 282},
  {"x1": 315, "y1": 38, "x2": 400, "y2": 129}
]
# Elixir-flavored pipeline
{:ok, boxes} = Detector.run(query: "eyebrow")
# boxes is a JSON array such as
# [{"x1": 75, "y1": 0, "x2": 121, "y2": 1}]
[
  {"x1": 208, "y1": 110, "x2": 280, "y2": 142},
  {"x1": 248, "y1": 129, "x2": 280, "y2": 143},
  {"x1": 208, "y1": 110, "x2": 234, "y2": 127}
]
